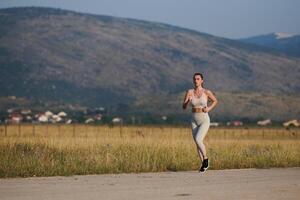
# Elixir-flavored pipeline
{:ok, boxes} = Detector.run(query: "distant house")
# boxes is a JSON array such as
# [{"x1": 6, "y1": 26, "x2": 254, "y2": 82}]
[
  {"x1": 234, "y1": 121, "x2": 243, "y2": 126},
  {"x1": 283, "y1": 119, "x2": 299, "y2": 127},
  {"x1": 25, "y1": 116, "x2": 32, "y2": 121},
  {"x1": 112, "y1": 117, "x2": 122, "y2": 124},
  {"x1": 10, "y1": 113, "x2": 23, "y2": 123},
  {"x1": 210, "y1": 122, "x2": 220, "y2": 127},
  {"x1": 39, "y1": 115, "x2": 48, "y2": 123},
  {"x1": 45, "y1": 111, "x2": 54, "y2": 117},
  {"x1": 161, "y1": 116, "x2": 167, "y2": 121},
  {"x1": 227, "y1": 120, "x2": 243, "y2": 126},
  {"x1": 99, "y1": 107, "x2": 105, "y2": 111},
  {"x1": 96, "y1": 107, "x2": 105, "y2": 111},
  {"x1": 7, "y1": 108, "x2": 14, "y2": 114},
  {"x1": 85, "y1": 118, "x2": 94, "y2": 124},
  {"x1": 35, "y1": 113, "x2": 48, "y2": 123},
  {"x1": 57, "y1": 111, "x2": 67, "y2": 117},
  {"x1": 21, "y1": 109, "x2": 32, "y2": 115},
  {"x1": 94, "y1": 114, "x2": 102, "y2": 121},
  {"x1": 52, "y1": 115, "x2": 62, "y2": 123},
  {"x1": 8, "y1": 96, "x2": 16, "y2": 100},
  {"x1": 257, "y1": 119, "x2": 272, "y2": 126}
]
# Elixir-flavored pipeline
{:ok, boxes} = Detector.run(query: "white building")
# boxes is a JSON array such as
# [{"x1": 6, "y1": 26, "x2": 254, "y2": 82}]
[
  {"x1": 112, "y1": 117, "x2": 123, "y2": 124},
  {"x1": 10, "y1": 113, "x2": 23, "y2": 123},
  {"x1": 52, "y1": 115, "x2": 62, "y2": 122},
  {"x1": 57, "y1": 111, "x2": 67, "y2": 117},
  {"x1": 210, "y1": 122, "x2": 220, "y2": 127},
  {"x1": 161, "y1": 116, "x2": 167, "y2": 121},
  {"x1": 38, "y1": 114, "x2": 48, "y2": 123},
  {"x1": 45, "y1": 111, "x2": 54, "y2": 117},
  {"x1": 283, "y1": 119, "x2": 299, "y2": 127},
  {"x1": 21, "y1": 109, "x2": 32, "y2": 115},
  {"x1": 85, "y1": 118, "x2": 94, "y2": 124},
  {"x1": 257, "y1": 119, "x2": 272, "y2": 126}
]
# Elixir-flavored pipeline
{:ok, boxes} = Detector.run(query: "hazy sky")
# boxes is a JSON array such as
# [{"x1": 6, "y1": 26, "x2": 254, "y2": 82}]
[{"x1": 1, "y1": 0, "x2": 300, "y2": 39}]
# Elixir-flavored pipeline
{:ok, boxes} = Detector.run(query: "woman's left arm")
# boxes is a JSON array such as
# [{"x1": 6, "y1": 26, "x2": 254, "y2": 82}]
[{"x1": 204, "y1": 90, "x2": 218, "y2": 113}]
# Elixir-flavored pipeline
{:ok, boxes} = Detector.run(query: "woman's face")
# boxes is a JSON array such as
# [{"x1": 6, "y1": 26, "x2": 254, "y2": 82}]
[{"x1": 193, "y1": 75, "x2": 203, "y2": 87}]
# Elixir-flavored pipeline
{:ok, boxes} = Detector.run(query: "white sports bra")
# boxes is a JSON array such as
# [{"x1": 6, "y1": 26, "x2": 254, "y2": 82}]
[{"x1": 190, "y1": 89, "x2": 208, "y2": 108}]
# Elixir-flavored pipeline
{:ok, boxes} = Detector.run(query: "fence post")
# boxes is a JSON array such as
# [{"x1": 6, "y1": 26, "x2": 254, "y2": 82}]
[
  {"x1": 97, "y1": 124, "x2": 100, "y2": 136},
  {"x1": 58, "y1": 124, "x2": 61, "y2": 136},
  {"x1": 247, "y1": 129, "x2": 250, "y2": 138},
  {"x1": 5, "y1": 124, "x2": 7, "y2": 136},
  {"x1": 119, "y1": 123, "x2": 123, "y2": 138},
  {"x1": 18, "y1": 123, "x2": 21, "y2": 137},
  {"x1": 32, "y1": 124, "x2": 35, "y2": 136},
  {"x1": 73, "y1": 123, "x2": 76, "y2": 137},
  {"x1": 85, "y1": 124, "x2": 88, "y2": 138}
]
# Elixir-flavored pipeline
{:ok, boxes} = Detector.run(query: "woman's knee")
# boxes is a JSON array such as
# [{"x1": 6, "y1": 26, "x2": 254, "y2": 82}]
[{"x1": 195, "y1": 135, "x2": 204, "y2": 145}]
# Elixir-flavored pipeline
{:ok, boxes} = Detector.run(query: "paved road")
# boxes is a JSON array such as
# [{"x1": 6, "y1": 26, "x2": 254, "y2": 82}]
[{"x1": 1, "y1": 168, "x2": 299, "y2": 200}]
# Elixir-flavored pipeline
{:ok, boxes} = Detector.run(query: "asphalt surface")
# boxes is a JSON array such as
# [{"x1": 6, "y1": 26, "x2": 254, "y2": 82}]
[{"x1": 0, "y1": 168, "x2": 299, "y2": 200}]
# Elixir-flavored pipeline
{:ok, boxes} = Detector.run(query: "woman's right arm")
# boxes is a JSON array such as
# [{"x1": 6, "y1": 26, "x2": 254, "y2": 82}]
[{"x1": 182, "y1": 90, "x2": 191, "y2": 110}]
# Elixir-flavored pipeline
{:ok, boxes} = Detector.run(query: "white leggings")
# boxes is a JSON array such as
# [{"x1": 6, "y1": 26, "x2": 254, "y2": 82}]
[{"x1": 191, "y1": 113, "x2": 210, "y2": 161}]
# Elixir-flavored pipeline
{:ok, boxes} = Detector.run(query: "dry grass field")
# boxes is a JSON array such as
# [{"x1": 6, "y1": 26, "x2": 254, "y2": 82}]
[{"x1": 0, "y1": 124, "x2": 299, "y2": 178}]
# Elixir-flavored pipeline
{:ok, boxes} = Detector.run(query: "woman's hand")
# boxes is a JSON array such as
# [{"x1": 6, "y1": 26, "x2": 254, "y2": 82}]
[
  {"x1": 182, "y1": 90, "x2": 192, "y2": 109},
  {"x1": 202, "y1": 106, "x2": 209, "y2": 113}
]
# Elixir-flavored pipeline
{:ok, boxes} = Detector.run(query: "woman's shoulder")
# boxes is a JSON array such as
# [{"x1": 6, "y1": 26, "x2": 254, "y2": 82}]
[
  {"x1": 204, "y1": 88, "x2": 217, "y2": 97},
  {"x1": 186, "y1": 88, "x2": 194, "y2": 94},
  {"x1": 203, "y1": 88, "x2": 212, "y2": 94},
  {"x1": 186, "y1": 89, "x2": 194, "y2": 93}
]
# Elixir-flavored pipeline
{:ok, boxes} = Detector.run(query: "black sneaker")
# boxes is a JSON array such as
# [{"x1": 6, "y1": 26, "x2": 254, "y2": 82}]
[
  {"x1": 203, "y1": 158, "x2": 209, "y2": 169},
  {"x1": 199, "y1": 158, "x2": 209, "y2": 173},
  {"x1": 199, "y1": 165, "x2": 205, "y2": 172}
]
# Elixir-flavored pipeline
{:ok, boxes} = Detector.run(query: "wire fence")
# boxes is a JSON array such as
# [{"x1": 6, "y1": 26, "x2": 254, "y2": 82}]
[{"x1": 0, "y1": 124, "x2": 299, "y2": 140}]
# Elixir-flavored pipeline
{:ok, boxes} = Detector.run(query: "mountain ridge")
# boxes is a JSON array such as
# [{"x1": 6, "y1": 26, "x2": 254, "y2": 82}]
[
  {"x1": 239, "y1": 32, "x2": 300, "y2": 57},
  {"x1": 0, "y1": 7, "x2": 299, "y2": 121}
]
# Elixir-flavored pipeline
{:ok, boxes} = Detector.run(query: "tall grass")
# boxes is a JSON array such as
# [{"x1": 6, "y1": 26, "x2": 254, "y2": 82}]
[{"x1": 0, "y1": 124, "x2": 299, "y2": 178}]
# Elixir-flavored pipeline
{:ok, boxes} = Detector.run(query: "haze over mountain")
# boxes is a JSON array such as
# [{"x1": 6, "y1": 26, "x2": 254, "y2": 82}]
[
  {"x1": 0, "y1": 7, "x2": 299, "y2": 122},
  {"x1": 239, "y1": 33, "x2": 300, "y2": 58}
]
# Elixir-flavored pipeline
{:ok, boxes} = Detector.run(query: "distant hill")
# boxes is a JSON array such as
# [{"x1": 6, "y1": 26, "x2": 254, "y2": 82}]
[
  {"x1": 239, "y1": 32, "x2": 300, "y2": 57},
  {"x1": 0, "y1": 7, "x2": 299, "y2": 121}
]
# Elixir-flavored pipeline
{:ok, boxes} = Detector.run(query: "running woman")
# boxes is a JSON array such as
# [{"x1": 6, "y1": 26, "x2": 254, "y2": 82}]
[{"x1": 182, "y1": 72, "x2": 218, "y2": 172}]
